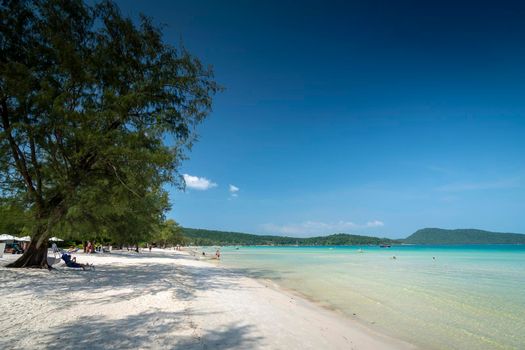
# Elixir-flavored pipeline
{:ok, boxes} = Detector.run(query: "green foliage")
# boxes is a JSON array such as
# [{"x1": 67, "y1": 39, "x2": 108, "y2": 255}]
[
  {"x1": 302, "y1": 233, "x2": 396, "y2": 245},
  {"x1": 184, "y1": 227, "x2": 525, "y2": 247},
  {"x1": 0, "y1": 0, "x2": 219, "y2": 255},
  {"x1": 0, "y1": 199, "x2": 31, "y2": 235},
  {"x1": 182, "y1": 228, "x2": 397, "y2": 246},
  {"x1": 152, "y1": 219, "x2": 185, "y2": 247},
  {"x1": 404, "y1": 228, "x2": 525, "y2": 244}
]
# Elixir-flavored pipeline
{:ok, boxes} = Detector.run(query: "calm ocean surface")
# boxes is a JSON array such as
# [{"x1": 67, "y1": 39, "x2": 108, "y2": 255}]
[{"x1": 213, "y1": 245, "x2": 525, "y2": 349}]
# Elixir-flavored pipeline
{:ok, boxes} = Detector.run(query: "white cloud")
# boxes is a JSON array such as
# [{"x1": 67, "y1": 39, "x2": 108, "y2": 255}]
[
  {"x1": 228, "y1": 184, "x2": 240, "y2": 199},
  {"x1": 365, "y1": 220, "x2": 384, "y2": 227},
  {"x1": 183, "y1": 174, "x2": 217, "y2": 191},
  {"x1": 261, "y1": 220, "x2": 384, "y2": 237}
]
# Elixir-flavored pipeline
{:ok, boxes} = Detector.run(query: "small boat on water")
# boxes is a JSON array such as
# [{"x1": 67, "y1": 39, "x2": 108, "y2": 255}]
[{"x1": 379, "y1": 244, "x2": 391, "y2": 248}]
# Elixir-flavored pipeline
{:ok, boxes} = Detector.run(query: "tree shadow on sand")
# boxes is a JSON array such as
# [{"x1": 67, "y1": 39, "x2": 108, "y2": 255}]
[
  {"x1": 0, "y1": 253, "x2": 274, "y2": 349},
  {"x1": 0, "y1": 254, "x2": 279, "y2": 309},
  {"x1": 36, "y1": 310, "x2": 262, "y2": 350}
]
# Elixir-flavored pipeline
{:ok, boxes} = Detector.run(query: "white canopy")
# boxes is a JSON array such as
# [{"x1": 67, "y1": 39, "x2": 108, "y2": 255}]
[
  {"x1": 0, "y1": 234, "x2": 15, "y2": 241},
  {"x1": 17, "y1": 236, "x2": 31, "y2": 242},
  {"x1": 49, "y1": 237, "x2": 64, "y2": 242}
]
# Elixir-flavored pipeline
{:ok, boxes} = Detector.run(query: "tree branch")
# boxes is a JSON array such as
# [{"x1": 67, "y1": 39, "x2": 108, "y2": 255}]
[
  {"x1": 107, "y1": 160, "x2": 141, "y2": 198},
  {"x1": 0, "y1": 100, "x2": 42, "y2": 206},
  {"x1": 27, "y1": 122, "x2": 43, "y2": 194}
]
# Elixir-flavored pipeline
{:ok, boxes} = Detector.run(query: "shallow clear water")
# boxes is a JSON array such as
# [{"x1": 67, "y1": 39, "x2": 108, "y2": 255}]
[{"x1": 213, "y1": 245, "x2": 525, "y2": 349}]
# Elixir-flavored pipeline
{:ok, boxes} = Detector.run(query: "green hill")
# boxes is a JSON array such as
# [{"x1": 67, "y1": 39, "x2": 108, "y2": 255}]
[
  {"x1": 404, "y1": 228, "x2": 525, "y2": 245},
  {"x1": 182, "y1": 228, "x2": 397, "y2": 246},
  {"x1": 182, "y1": 227, "x2": 525, "y2": 246}
]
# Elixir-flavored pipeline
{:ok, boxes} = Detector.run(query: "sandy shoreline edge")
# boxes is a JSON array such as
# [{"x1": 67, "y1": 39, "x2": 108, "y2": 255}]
[{"x1": 0, "y1": 249, "x2": 415, "y2": 349}]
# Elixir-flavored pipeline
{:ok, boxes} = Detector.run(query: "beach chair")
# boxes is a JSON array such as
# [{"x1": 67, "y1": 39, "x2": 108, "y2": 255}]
[{"x1": 47, "y1": 255, "x2": 62, "y2": 267}]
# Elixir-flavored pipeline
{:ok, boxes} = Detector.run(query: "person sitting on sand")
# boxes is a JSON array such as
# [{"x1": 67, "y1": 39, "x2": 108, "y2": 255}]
[{"x1": 61, "y1": 253, "x2": 94, "y2": 271}]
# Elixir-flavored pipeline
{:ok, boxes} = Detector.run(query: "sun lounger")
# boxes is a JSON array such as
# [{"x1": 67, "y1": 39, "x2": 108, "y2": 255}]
[{"x1": 46, "y1": 256, "x2": 62, "y2": 266}]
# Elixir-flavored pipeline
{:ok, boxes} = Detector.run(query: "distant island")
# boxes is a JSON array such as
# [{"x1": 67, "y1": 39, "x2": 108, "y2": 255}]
[
  {"x1": 182, "y1": 227, "x2": 525, "y2": 246},
  {"x1": 404, "y1": 228, "x2": 525, "y2": 245}
]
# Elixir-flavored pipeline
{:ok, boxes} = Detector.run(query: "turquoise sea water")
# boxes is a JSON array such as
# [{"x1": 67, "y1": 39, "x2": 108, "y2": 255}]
[{"x1": 213, "y1": 245, "x2": 525, "y2": 349}]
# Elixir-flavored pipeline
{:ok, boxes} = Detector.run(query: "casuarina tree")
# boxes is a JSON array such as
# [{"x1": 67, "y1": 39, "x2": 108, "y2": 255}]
[{"x1": 0, "y1": 0, "x2": 219, "y2": 267}]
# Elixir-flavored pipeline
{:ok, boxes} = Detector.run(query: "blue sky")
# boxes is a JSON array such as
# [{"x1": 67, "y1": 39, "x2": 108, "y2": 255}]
[{"x1": 115, "y1": 1, "x2": 525, "y2": 238}]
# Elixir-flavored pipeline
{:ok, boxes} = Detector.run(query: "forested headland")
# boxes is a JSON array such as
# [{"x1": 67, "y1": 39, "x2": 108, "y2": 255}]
[
  {"x1": 404, "y1": 228, "x2": 525, "y2": 245},
  {"x1": 181, "y1": 227, "x2": 525, "y2": 246},
  {"x1": 182, "y1": 228, "x2": 399, "y2": 246}
]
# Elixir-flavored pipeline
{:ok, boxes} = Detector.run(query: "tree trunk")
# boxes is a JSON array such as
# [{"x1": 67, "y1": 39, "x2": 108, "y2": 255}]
[
  {"x1": 7, "y1": 224, "x2": 49, "y2": 268},
  {"x1": 6, "y1": 240, "x2": 49, "y2": 268},
  {"x1": 7, "y1": 200, "x2": 65, "y2": 269}
]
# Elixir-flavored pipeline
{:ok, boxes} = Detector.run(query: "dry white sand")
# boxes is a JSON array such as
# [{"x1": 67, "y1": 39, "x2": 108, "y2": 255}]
[{"x1": 0, "y1": 249, "x2": 415, "y2": 349}]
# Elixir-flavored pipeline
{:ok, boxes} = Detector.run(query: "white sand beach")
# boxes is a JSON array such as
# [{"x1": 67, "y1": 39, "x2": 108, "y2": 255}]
[{"x1": 0, "y1": 249, "x2": 414, "y2": 350}]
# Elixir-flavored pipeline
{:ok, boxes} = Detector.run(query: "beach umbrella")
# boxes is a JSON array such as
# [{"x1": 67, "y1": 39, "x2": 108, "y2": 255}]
[
  {"x1": 49, "y1": 237, "x2": 64, "y2": 242},
  {"x1": 0, "y1": 234, "x2": 15, "y2": 241},
  {"x1": 17, "y1": 236, "x2": 31, "y2": 242}
]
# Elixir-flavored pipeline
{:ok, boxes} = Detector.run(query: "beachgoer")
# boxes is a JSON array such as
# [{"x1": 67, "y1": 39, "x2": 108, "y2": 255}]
[
  {"x1": 202, "y1": 251, "x2": 206, "y2": 256},
  {"x1": 215, "y1": 249, "x2": 221, "y2": 259},
  {"x1": 149, "y1": 245, "x2": 152, "y2": 252},
  {"x1": 61, "y1": 253, "x2": 94, "y2": 271}
]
